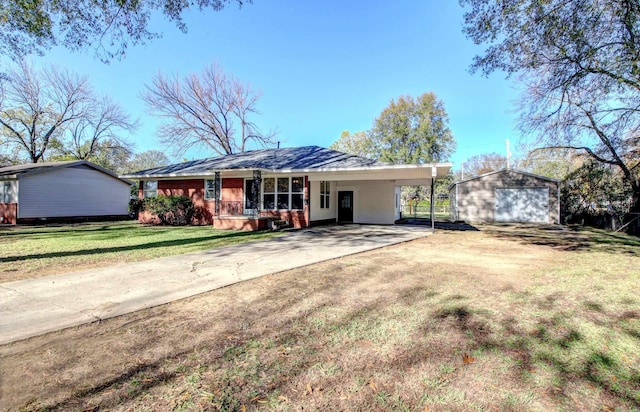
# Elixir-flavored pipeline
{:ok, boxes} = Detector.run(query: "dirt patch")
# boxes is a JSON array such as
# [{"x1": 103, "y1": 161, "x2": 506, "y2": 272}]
[{"x1": 1, "y1": 225, "x2": 639, "y2": 411}]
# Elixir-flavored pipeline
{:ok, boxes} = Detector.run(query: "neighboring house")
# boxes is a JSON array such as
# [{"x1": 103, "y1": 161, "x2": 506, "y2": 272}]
[
  {"x1": 449, "y1": 169, "x2": 560, "y2": 224},
  {"x1": 121, "y1": 146, "x2": 452, "y2": 230},
  {"x1": 0, "y1": 161, "x2": 133, "y2": 225}
]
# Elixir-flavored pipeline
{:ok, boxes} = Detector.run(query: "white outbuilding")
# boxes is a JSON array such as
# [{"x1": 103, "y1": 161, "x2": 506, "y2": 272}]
[
  {"x1": 0, "y1": 160, "x2": 133, "y2": 225},
  {"x1": 449, "y1": 169, "x2": 560, "y2": 224}
]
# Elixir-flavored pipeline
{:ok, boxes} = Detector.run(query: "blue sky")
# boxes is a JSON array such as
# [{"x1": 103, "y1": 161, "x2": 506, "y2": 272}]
[{"x1": 30, "y1": 0, "x2": 520, "y2": 169}]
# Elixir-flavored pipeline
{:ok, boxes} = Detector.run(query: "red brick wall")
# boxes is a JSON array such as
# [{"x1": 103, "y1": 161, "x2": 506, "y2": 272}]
[
  {"x1": 137, "y1": 176, "x2": 311, "y2": 229},
  {"x1": 222, "y1": 178, "x2": 244, "y2": 203},
  {"x1": 0, "y1": 203, "x2": 17, "y2": 225},
  {"x1": 138, "y1": 179, "x2": 215, "y2": 225}
]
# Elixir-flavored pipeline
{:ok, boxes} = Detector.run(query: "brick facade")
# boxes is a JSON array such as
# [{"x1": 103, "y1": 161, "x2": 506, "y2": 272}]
[
  {"x1": 0, "y1": 203, "x2": 17, "y2": 225},
  {"x1": 138, "y1": 176, "x2": 311, "y2": 230}
]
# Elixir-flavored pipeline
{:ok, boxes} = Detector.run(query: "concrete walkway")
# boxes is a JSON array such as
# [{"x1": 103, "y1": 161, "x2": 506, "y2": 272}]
[{"x1": 0, "y1": 224, "x2": 432, "y2": 345}]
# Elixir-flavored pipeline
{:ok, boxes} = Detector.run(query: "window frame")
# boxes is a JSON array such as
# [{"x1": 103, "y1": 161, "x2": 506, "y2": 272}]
[
  {"x1": 0, "y1": 181, "x2": 11, "y2": 203},
  {"x1": 204, "y1": 178, "x2": 220, "y2": 201},
  {"x1": 142, "y1": 180, "x2": 158, "y2": 198},
  {"x1": 261, "y1": 176, "x2": 305, "y2": 211},
  {"x1": 319, "y1": 181, "x2": 330, "y2": 209}
]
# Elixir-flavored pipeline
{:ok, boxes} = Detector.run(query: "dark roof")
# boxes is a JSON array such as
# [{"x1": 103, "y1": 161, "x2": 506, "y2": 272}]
[
  {"x1": 0, "y1": 160, "x2": 133, "y2": 184},
  {"x1": 0, "y1": 161, "x2": 80, "y2": 177},
  {"x1": 122, "y1": 146, "x2": 389, "y2": 178}
]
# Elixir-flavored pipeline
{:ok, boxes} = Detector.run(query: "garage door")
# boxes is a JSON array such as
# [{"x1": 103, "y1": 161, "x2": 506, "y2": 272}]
[{"x1": 495, "y1": 188, "x2": 549, "y2": 223}]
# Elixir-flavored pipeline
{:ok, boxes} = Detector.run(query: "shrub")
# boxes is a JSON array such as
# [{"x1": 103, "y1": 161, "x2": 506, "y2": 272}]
[
  {"x1": 128, "y1": 198, "x2": 144, "y2": 219},
  {"x1": 143, "y1": 196, "x2": 194, "y2": 226}
]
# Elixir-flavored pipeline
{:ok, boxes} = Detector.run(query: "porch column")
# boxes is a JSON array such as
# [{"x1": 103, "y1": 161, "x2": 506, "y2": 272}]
[
  {"x1": 214, "y1": 171, "x2": 221, "y2": 216},
  {"x1": 430, "y1": 166, "x2": 436, "y2": 232},
  {"x1": 252, "y1": 170, "x2": 261, "y2": 217}
]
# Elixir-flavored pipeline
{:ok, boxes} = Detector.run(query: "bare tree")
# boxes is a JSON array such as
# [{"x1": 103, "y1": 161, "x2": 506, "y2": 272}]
[
  {"x1": 61, "y1": 96, "x2": 137, "y2": 161},
  {"x1": 461, "y1": 0, "x2": 640, "y2": 215},
  {"x1": 142, "y1": 62, "x2": 275, "y2": 157},
  {"x1": 0, "y1": 61, "x2": 126, "y2": 163}
]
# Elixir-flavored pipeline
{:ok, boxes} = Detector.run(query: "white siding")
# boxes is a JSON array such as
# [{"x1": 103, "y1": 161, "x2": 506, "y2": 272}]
[
  {"x1": 18, "y1": 165, "x2": 130, "y2": 218},
  {"x1": 309, "y1": 180, "x2": 336, "y2": 221},
  {"x1": 337, "y1": 180, "x2": 396, "y2": 225}
]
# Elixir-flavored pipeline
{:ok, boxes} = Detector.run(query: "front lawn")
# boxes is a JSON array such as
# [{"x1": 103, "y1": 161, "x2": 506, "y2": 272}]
[
  {"x1": 1, "y1": 225, "x2": 639, "y2": 411},
  {"x1": 0, "y1": 221, "x2": 279, "y2": 282}
]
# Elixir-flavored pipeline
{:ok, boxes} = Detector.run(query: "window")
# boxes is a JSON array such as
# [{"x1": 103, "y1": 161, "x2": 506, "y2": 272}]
[
  {"x1": 320, "y1": 181, "x2": 330, "y2": 209},
  {"x1": 0, "y1": 181, "x2": 11, "y2": 203},
  {"x1": 263, "y1": 177, "x2": 276, "y2": 210},
  {"x1": 204, "y1": 179, "x2": 220, "y2": 200},
  {"x1": 262, "y1": 176, "x2": 304, "y2": 210},
  {"x1": 143, "y1": 180, "x2": 158, "y2": 198}
]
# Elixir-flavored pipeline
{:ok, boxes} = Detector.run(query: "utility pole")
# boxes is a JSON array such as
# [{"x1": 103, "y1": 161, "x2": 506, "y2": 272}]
[{"x1": 506, "y1": 139, "x2": 511, "y2": 169}]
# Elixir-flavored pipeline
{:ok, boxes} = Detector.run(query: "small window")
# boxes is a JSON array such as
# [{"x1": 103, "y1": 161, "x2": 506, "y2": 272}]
[
  {"x1": 0, "y1": 181, "x2": 11, "y2": 203},
  {"x1": 143, "y1": 180, "x2": 158, "y2": 198},
  {"x1": 320, "y1": 181, "x2": 330, "y2": 209},
  {"x1": 204, "y1": 179, "x2": 220, "y2": 200}
]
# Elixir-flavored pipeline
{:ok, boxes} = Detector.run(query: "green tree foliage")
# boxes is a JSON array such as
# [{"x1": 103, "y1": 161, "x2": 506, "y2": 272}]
[
  {"x1": 461, "y1": 0, "x2": 640, "y2": 215},
  {"x1": 371, "y1": 93, "x2": 455, "y2": 164},
  {"x1": 126, "y1": 150, "x2": 170, "y2": 173},
  {"x1": 562, "y1": 161, "x2": 633, "y2": 229},
  {"x1": 0, "y1": 0, "x2": 247, "y2": 62},
  {"x1": 519, "y1": 148, "x2": 580, "y2": 181},
  {"x1": 459, "y1": 152, "x2": 507, "y2": 179},
  {"x1": 329, "y1": 130, "x2": 376, "y2": 159}
]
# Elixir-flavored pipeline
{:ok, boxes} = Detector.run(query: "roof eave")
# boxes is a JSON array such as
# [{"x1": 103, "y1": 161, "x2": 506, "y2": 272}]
[{"x1": 123, "y1": 162, "x2": 454, "y2": 179}]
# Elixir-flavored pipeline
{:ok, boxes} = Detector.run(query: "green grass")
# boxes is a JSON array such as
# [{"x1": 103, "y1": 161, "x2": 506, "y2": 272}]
[{"x1": 0, "y1": 221, "x2": 279, "y2": 281}]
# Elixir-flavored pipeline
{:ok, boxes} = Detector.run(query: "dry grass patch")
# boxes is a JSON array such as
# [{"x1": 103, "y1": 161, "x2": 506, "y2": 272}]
[{"x1": 1, "y1": 225, "x2": 639, "y2": 411}]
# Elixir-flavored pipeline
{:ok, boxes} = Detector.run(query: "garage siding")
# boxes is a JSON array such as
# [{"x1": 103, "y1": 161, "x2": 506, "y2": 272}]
[
  {"x1": 19, "y1": 165, "x2": 131, "y2": 218},
  {"x1": 450, "y1": 170, "x2": 559, "y2": 224}
]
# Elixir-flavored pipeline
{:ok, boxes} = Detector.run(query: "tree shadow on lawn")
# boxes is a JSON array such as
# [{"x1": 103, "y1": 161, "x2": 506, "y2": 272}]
[
  {"x1": 0, "y1": 230, "x2": 265, "y2": 263},
  {"x1": 480, "y1": 224, "x2": 640, "y2": 255},
  {"x1": 7, "y1": 256, "x2": 640, "y2": 411},
  {"x1": 0, "y1": 221, "x2": 142, "y2": 238}
]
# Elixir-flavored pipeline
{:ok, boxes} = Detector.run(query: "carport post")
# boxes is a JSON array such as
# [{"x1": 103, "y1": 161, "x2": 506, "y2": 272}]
[{"x1": 430, "y1": 175, "x2": 435, "y2": 232}]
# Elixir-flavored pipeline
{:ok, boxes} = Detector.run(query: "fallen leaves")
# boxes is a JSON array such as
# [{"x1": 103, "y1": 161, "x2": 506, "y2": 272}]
[{"x1": 462, "y1": 353, "x2": 475, "y2": 365}]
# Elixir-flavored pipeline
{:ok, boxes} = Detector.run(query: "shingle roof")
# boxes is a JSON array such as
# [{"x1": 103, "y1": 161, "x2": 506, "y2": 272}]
[
  {"x1": 449, "y1": 168, "x2": 559, "y2": 189},
  {"x1": 122, "y1": 146, "x2": 389, "y2": 178},
  {"x1": 0, "y1": 160, "x2": 84, "y2": 178},
  {"x1": 0, "y1": 160, "x2": 132, "y2": 184}
]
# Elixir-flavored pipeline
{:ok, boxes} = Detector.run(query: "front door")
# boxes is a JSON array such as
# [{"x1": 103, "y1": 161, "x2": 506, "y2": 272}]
[{"x1": 338, "y1": 191, "x2": 353, "y2": 222}]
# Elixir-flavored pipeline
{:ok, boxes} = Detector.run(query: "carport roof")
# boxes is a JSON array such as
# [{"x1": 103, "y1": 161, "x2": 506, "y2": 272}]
[{"x1": 121, "y1": 146, "x2": 452, "y2": 180}]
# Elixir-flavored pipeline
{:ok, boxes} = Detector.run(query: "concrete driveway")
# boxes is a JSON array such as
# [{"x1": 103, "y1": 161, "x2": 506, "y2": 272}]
[{"x1": 0, "y1": 224, "x2": 432, "y2": 345}]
